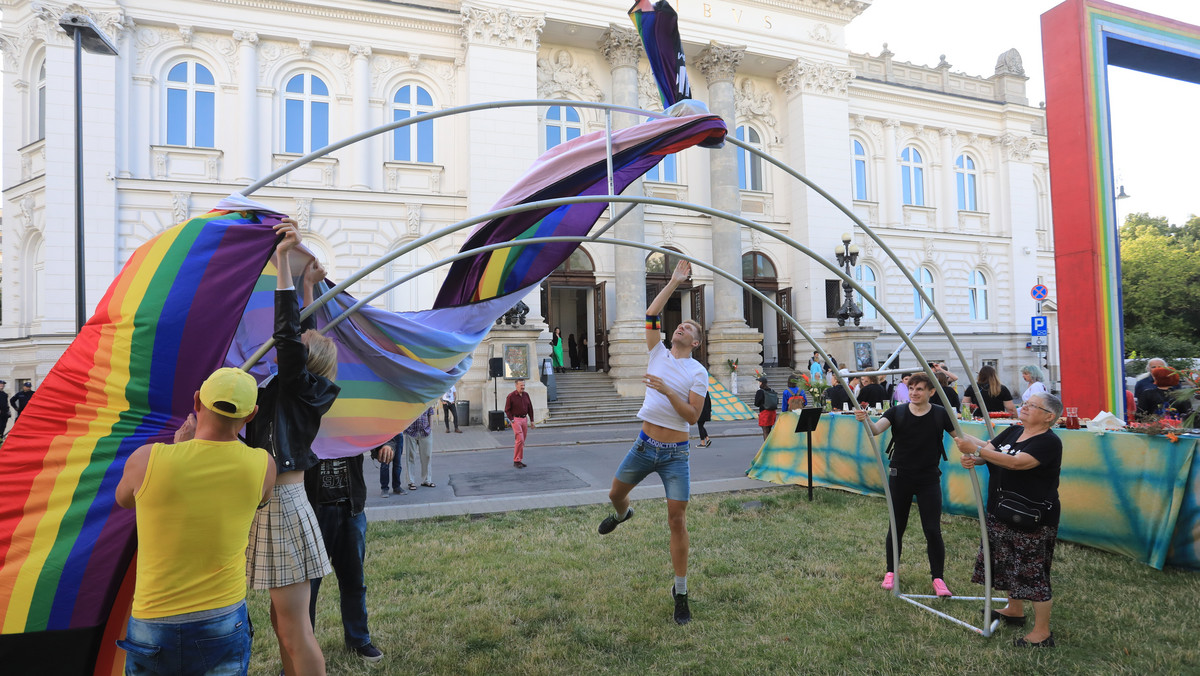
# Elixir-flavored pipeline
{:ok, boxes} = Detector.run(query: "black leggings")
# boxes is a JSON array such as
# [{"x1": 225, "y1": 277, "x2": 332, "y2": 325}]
[
  {"x1": 697, "y1": 419, "x2": 709, "y2": 440},
  {"x1": 885, "y1": 471, "x2": 945, "y2": 579}
]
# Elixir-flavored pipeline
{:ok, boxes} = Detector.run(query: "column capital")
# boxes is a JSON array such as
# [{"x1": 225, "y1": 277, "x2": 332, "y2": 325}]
[
  {"x1": 232, "y1": 31, "x2": 258, "y2": 47},
  {"x1": 696, "y1": 42, "x2": 745, "y2": 86},
  {"x1": 599, "y1": 24, "x2": 641, "y2": 70},
  {"x1": 461, "y1": 5, "x2": 543, "y2": 50},
  {"x1": 776, "y1": 57, "x2": 854, "y2": 98},
  {"x1": 940, "y1": 127, "x2": 957, "y2": 138},
  {"x1": 884, "y1": 118, "x2": 902, "y2": 130},
  {"x1": 349, "y1": 44, "x2": 372, "y2": 59}
]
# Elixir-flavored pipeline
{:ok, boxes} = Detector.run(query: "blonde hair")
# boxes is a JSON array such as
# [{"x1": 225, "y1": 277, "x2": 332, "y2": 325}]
[
  {"x1": 680, "y1": 319, "x2": 705, "y2": 347},
  {"x1": 302, "y1": 329, "x2": 338, "y2": 381}
]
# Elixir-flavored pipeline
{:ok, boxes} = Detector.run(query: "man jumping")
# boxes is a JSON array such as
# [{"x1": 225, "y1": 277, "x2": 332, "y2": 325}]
[{"x1": 598, "y1": 260, "x2": 707, "y2": 625}]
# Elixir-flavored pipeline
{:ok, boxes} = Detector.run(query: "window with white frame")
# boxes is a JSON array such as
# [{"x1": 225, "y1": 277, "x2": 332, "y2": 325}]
[
  {"x1": 851, "y1": 139, "x2": 868, "y2": 201},
  {"x1": 165, "y1": 61, "x2": 216, "y2": 148},
  {"x1": 855, "y1": 264, "x2": 878, "y2": 319},
  {"x1": 956, "y1": 154, "x2": 978, "y2": 211},
  {"x1": 913, "y1": 265, "x2": 935, "y2": 318},
  {"x1": 283, "y1": 74, "x2": 330, "y2": 154},
  {"x1": 736, "y1": 125, "x2": 764, "y2": 190},
  {"x1": 645, "y1": 153, "x2": 679, "y2": 183},
  {"x1": 35, "y1": 59, "x2": 46, "y2": 142},
  {"x1": 392, "y1": 85, "x2": 434, "y2": 163},
  {"x1": 544, "y1": 105, "x2": 582, "y2": 150},
  {"x1": 968, "y1": 269, "x2": 989, "y2": 320},
  {"x1": 900, "y1": 146, "x2": 925, "y2": 206}
]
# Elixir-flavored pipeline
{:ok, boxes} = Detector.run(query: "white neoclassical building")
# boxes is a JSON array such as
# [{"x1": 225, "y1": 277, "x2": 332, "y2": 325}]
[{"x1": 1, "y1": 0, "x2": 1057, "y2": 420}]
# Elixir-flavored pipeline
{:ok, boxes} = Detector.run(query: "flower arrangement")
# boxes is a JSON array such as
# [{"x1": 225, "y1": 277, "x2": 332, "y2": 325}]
[
  {"x1": 799, "y1": 372, "x2": 829, "y2": 407},
  {"x1": 727, "y1": 358, "x2": 739, "y2": 373}
]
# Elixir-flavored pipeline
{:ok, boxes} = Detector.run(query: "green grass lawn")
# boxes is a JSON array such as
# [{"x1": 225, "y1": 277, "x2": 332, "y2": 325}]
[{"x1": 251, "y1": 486, "x2": 1200, "y2": 675}]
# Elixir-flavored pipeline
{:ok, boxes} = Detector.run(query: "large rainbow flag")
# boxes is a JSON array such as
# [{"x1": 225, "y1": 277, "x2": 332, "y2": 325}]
[{"x1": 628, "y1": 0, "x2": 692, "y2": 109}]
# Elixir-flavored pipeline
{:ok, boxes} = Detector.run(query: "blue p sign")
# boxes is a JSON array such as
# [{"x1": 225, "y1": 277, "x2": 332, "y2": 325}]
[{"x1": 1031, "y1": 316, "x2": 1048, "y2": 336}]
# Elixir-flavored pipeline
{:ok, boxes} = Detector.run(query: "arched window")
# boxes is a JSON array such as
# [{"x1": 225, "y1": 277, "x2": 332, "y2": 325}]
[
  {"x1": 741, "y1": 251, "x2": 776, "y2": 280},
  {"x1": 165, "y1": 61, "x2": 216, "y2": 148},
  {"x1": 913, "y1": 266, "x2": 935, "y2": 319},
  {"x1": 900, "y1": 146, "x2": 925, "y2": 206},
  {"x1": 392, "y1": 85, "x2": 434, "y2": 163},
  {"x1": 284, "y1": 74, "x2": 329, "y2": 154},
  {"x1": 555, "y1": 248, "x2": 595, "y2": 274},
  {"x1": 645, "y1": 153, "x2": 679, "y2": 183},
  {"x1": 851, "y1": 139, "x2": 868, "y2": 201},
  {"x1": 736, "y1": 125, "x2": 764, "y2": 191},
  {"x1": 968, "y1": 269, "x2": 989, "y2": 320},
  {"x1": 956, "y1": 154, "x2": 978, "y2": 211},
  {"x1": 855, "y1": 264, "x2": 878, "y2": 319},
  {"x1": 35, "y1": 60, "x2": 46, "y2": 141},
  {"x1": 545, "y1": 105, "x2": 582, "y2": 150},
  {"x1": 645, "y1": 249, "x2": 686, "y2": 275}
]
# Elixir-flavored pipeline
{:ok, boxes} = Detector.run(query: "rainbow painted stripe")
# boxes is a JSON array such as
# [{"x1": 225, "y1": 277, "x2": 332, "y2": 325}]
[
  {"x1": 1042, "y1": 0, "x2": 1200, "y2": 416},
  {"x1": 0, "y1": 212, "x2": 281, "y2": 642}
]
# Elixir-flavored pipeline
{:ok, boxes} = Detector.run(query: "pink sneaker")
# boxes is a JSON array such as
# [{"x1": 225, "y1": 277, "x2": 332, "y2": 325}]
[
  {"x1": 880, "y1": 572, "x2": 894, "y2": 590},
  {"x1": 932, "y1": 578, "x2": 952, "y2": 597}
]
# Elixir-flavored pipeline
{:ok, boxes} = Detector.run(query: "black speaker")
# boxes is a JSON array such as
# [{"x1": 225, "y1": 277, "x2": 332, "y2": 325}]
[
  {"x1": 488, "y1": 410, "x2": 507, "y2": 431},
  {"x1": 489, "y1": 357, "x2": 504, "y2": 378}
]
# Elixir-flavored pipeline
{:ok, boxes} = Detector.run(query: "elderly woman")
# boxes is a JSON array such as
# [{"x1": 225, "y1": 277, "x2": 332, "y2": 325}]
[
  {"x1": 962, "y1": 365, "x2": 1017, "y2": 417},
  {"x1": 955, "y1": 392, "x2": 1064, "y2": 648},
  {"x1": 1018, "y1": 365, "x2": 1048, "y2": 405}
]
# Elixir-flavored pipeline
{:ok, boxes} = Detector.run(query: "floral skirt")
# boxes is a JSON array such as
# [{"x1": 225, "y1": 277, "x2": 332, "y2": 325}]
[{"x1": 971, "y1": 513, "x2": 1057, "y2": 602}]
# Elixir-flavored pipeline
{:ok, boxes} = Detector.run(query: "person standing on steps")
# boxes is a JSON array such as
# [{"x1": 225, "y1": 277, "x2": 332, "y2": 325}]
[
  {"x1": 505, "y1": 379, "x2": 535, "y2": 468},
  {"x1": 597, "y1": 260, "x2": 706, "y2": 626}
]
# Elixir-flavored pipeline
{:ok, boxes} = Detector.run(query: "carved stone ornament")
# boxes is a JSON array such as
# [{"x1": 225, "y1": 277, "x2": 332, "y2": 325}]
[
  {"x1": 809, "y1": 23, "x2": 834, "y2": 44},
  {"x1": 295, "y1": 198, "x2": 312, "y2": 230},
  {"x1": 924, "y1": 237, "x2": 935, "y2": 262},
  {"x1": 637, "y1": 69, "x2": 662, "y2": 111},
  {"x1": 661, "y1": 221, "x2": 675, "y2": 245},
  {"x1": 735, "y1": 78, "x2": 777, "y2": 132},
  {"x1": 461, "y1": 5, "x2": 544, "y2": 50},
  {"x1": 349, "y1": 44, "x2": 372, "y2": 60},
  {"x1": 19, "y1": 194, "x2": 38, "y2": 233},
  {"x1": 696, "y1": 42, "x2": 745, "y2": 85},
  {"x1": 407, "y1": 203, "x2": 422, "y2": 236},
  {"x1": 994, "y1": 48, "x2": 1025, "y2": 76},
  {"x1": 977, "y1": 239, "x2": 989, "y2": 264},
  {"x1": 232, "y1": 31, "x2": 258, "y2": 47},
  {"x1": 537, "y1": 50, "x2": 603, "y2": 102},
  {"x1": 777, "y1": 57, "x2": 855, "y2": 98},
  {"x1": 599, "y1": 25, "x2": 641, "y2": 70},
  {"x1": 171, "y1": 191, "x2": 190, "y2": 224},
  {"x1": 998, "y1": 132, "x2": 1038, "y2": 161}
]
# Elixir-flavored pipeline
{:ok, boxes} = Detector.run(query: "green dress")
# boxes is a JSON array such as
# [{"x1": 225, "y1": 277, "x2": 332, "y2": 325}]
[{"x1": 551, "y1": 335, "x2": 564, "y2": 369}]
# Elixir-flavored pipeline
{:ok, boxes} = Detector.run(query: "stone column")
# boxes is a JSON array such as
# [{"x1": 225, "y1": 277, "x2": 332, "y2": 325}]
[
  {"x1": 998, "y1": 132, "x2": 1041, "y2": 333},
  {"x1": 233, "y1": 31, "x2": 259, "y2": 183},
  {"x1": 113, "y1": 18, "x2": 136, "y2": 178},
  {"x1": 939, "y1": 127, "x2": 957, "y2": 231},
  {"x1": 461, "y1": 5, "x2": 549, "y2": 411},
  {"x1": 697, "y1": 42, "x2": 760, "y2": 386},
  {"x1": 882, "y1": 119, "x2": 901, "y2": 227},
  {"x1": 599, "y1": 25, "x2": 650, "y2": 397},
  {"x1": 349, "y1": 45, "x2": 372, "y2": 189}
]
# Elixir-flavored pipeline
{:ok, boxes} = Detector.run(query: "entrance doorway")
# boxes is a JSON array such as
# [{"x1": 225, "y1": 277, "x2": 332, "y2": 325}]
[
  {"x1": 742, "y1": 252, "x2": 790, "y2": 367},
  {"x1": 541, "y1": 248, "x2": 601, "y2": 371},
  {"x1": 645, "y1": 248, "x2": 707, "y2": 366}
]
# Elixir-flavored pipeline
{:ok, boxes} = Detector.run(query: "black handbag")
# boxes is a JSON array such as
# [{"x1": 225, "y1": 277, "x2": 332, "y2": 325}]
[{"x1": 993, "y1": 485, "x2": 1052, "y2": 532}]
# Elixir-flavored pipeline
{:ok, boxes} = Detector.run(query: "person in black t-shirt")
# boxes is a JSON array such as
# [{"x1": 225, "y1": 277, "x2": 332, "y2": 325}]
[
  {"x1": 956, "y1": 392, "x2": 1064, "y2": 648},
  {"x1": 856, "y1": 375, "x2": 888, "y2": 409},
  {"x1": 855, "y1": 373, "x2": 957, "y2": 597}
]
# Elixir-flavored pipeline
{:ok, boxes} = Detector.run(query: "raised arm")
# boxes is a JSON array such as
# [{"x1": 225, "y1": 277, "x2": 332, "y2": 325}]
[{"x1": 646, "y1": 260, "x2": 691, "y2": 350}]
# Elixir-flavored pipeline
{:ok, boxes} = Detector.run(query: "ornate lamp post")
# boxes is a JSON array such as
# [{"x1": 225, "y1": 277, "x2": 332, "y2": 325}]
[{"x1": 834, "y1": 232, "x2": 863, "y2": 327}]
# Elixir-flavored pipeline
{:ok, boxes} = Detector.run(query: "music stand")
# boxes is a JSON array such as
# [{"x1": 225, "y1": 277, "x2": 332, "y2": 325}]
[{"x1": 794, "y1": 407, "x2": 823, "y2": 501}]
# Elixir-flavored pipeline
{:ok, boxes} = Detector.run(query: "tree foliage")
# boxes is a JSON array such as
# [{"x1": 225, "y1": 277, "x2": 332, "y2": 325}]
[{"x1": 1120, "y1": 212, "x2": 1200, "y2": 354}]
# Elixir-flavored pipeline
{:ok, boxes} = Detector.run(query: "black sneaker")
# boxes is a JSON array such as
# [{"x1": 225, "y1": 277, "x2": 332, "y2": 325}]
[
  {"x1": 353, "y1": 642, "x2": 384, "y2": 662},
  {"x1": 598, "y1": 508, "x2": 633, "y2": 535},
  {"x1": 672, "y1": 586, "x2": 691, "y2": 625}
]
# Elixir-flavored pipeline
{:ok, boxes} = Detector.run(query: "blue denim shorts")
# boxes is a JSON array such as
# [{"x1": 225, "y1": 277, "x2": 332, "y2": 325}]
[
  {"x1": 117, "y1": 601, "x2": 251, "y2": 676},
  {"x1": 614, "y1": 431, "x2": 691, "y2": 502}
]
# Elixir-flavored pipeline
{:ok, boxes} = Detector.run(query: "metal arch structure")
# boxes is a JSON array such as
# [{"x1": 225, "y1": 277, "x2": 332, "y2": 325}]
[{"x1": 236, "y1": 99, "x2": 1006, "y2": 636}]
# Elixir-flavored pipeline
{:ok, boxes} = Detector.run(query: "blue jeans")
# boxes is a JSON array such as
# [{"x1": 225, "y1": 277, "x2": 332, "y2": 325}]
[
  {"x1": 614, "y1": 431, "x2": 691, "y2": 501},
  {"x1": 117, "y1": 601, "x2": 250, "y2": 675},
  {"x1": 379, "y1": 456, "x2": 402, "y2": 490},
  {"x1": 309, "y1": 502, "x2": 371, "y2": 649}
]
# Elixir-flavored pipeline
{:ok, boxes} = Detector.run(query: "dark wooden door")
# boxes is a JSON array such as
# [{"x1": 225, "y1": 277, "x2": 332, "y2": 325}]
[
  {"x1": 691, "y1": 284, "x2": 707, "y2": 367},
  {"x1": 594, "y1": 281, "x2": 608, "y2": 372},
  {"x1": 776, "y1": 287, "x2": 793, "y2": 368}
]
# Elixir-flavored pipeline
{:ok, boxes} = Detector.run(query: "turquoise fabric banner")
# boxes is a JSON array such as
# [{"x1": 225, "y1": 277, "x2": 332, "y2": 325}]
[{"x1": 748, "y1": 413, "x2": 1199, "y2": 570}]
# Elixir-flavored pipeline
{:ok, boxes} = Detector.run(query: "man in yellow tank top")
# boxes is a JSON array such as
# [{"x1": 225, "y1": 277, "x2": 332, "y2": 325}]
[{"x1": 115, "y1": 367, "x2": 276, "y2": 675}]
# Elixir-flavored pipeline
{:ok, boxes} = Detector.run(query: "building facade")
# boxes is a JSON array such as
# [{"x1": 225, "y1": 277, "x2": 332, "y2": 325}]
[{"x1": 1, "y1": 0, "x2": 1057, "y2": 420}]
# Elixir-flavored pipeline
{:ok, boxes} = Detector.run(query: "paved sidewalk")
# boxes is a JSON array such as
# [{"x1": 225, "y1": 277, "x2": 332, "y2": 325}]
[{"x1": 365, "y1": 419, "x2": 774, "y2": 522}]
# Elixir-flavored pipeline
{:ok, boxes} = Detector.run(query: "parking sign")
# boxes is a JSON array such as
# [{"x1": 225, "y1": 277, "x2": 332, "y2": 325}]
[{"x1": 1031, "y1": 316, "x2": 1048, "y2": 336}]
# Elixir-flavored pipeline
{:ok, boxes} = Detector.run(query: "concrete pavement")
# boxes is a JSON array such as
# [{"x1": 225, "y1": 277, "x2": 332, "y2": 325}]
[{"x1": 363, "y1": 418, "x2": 775, "y2": 522}]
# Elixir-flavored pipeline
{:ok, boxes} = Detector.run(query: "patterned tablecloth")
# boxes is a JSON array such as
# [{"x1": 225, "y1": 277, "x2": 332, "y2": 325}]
[{"x1": 747, "y1": 412, "x2": 1200, "y2": 570}]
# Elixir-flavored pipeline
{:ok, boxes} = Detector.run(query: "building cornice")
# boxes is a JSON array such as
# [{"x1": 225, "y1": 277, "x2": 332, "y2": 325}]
[{"x1": 174, "y1": 0, "x2": 461, "y2": 37}]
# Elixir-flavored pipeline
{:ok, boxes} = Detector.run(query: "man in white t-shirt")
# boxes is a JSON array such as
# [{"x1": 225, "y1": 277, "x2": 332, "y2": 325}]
[
  {"x1": 598, "y1": 260, "x2": 706, "y2": 625},
  {"x1": 441, "y1": 385, "x2": 461, "y2": 433}
]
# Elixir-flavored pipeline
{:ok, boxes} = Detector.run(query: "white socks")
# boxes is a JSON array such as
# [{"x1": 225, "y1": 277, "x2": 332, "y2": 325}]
[{"x1": 674, "y1": 576, "x2": 687, "y2": 595}]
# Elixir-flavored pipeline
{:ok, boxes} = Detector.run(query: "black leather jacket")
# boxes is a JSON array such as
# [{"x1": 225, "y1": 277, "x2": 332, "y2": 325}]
[{"x1": 245, "y1": 289, "x2": 340, "y2": 473}]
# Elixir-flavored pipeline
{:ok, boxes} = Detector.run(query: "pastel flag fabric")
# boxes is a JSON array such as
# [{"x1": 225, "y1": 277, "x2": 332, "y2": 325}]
[
  {"x1": 707, "y1": 375, "x2": 755, "y2": 421},
  {"x1": 0, "y1": 210, "x2": 284, "y2": 671},
  {"x1": 748, "y1": 414, "x2": 1200, "y2": 571},
  {"x1": 434, "y1": 113, "x2": 726, "y2": 308},
  {"x1": 226, "y1": 257, "x2": 519, "y2": 459},
  {"x1": 628, "y1": 0, "x2": 692, "y2": 109}
]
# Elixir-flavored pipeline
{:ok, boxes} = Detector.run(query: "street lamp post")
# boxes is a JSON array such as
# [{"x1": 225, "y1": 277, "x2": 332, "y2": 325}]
[
  {"x1": 58, "y1": 13, "x2": 118, "y2": 334},
  {"x1": 834, "y1": 232, "x2": 863, "y2": 327}
]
